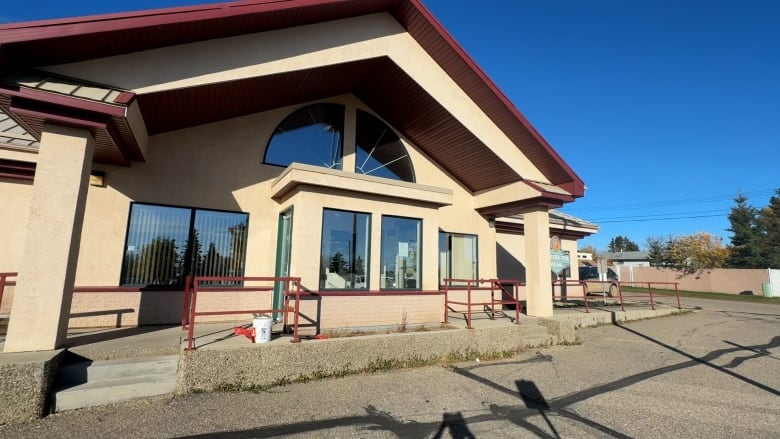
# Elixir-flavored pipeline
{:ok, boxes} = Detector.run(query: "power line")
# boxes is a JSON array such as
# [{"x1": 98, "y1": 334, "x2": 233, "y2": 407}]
[
  {"x1": 597, "y1": 214, "x2": 726, "y2": 224},
  {"x1": 568, "y1": 188, "x2": 775, "y2": 213},
  {"x1": 588, "y1": 209, "x2": 728, "y2": 222}
]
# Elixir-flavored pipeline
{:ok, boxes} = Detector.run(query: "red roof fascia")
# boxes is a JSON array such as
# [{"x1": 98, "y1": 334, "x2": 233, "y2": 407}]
[
  {"x1": 0, "y1": 85, "x2": 127, "y2": 117},
  {"x1": 0, "y1": 0, "x2": 373, "y2": 42},
  {"x1": 10, "y1": 105, "x2": 109, "y2": 134}
]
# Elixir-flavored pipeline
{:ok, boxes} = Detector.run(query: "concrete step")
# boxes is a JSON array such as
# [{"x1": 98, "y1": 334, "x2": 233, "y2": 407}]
[
  {"x1": 52, "y1": 375, "x2": 177, "y2": 412},
  {"x1": 56, "y1": 355, "x2": 179, "y2": 386},
  {"x1": 52, "y1": 355, "x2": 179, "y2": 412},
  {"x1": 518, "y1": 324, "x2": 558, "y2": 348}
]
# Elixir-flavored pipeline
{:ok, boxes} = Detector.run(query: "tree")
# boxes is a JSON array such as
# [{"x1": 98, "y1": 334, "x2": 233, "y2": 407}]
[
  {"x1": 645, "y1": 236, "x2": 668, "y2": 267},
  {"x1": 726, "y1": 192, "x2": 761, "y2": 268},
  {"x1": 666, "y1": 232, "x2": 729, "y2": 275},
  {"x1": 725, "y1": 189, "x2": 780, "y2": 269},
  {"x1": 329, "y1": 252, "x2": 347, "y2": 274},
  {"x1": 758, "y1": 189, "x2": 780, "y2": 268},
  {"x1": 608, "y1": 236, "x2": 639, "y2": 252},
  {"x1": 133, "y1": 237, "x2": 180, "y2": 285}
]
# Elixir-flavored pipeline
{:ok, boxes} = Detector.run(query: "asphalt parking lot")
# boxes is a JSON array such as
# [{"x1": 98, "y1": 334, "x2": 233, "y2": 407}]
[{"x1": 1, "y1": 296, "x2": 777, "y2": 438}]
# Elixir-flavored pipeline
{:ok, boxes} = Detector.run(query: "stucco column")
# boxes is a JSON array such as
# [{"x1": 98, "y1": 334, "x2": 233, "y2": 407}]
[
  {"x1": 3, "y1": 124, "x2": 95, "y2": 353},
  {"x1": 523, "y1": 207, "x2": 553, "y2": 317}
]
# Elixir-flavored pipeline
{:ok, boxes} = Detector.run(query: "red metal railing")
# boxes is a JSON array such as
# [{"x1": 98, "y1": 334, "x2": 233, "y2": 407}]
[
  {"x1": 443, "y1": 278, "x2": 522, "y2": 329},
  {"x1": 617, "y1": 281, "x2": 681, "y2": 311},
  {"x1": 184, "y1": 276, "x2": 302, "y2": 350},
  {"x1": 551, "y1": 279, "x2": 591, "y2": 313},
  {"x1": 0, "y1": 272, "x2": 17, "y2": 313}
]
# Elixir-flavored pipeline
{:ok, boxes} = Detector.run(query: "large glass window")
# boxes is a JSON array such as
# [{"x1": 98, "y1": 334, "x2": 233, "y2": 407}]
[
  {"x1": 264, "y1": 103, "x2": 345, "y2": 170},
  {"x1": 264, "y1": 104, "x2": 415, "y2": 182},
  {"x1": 381, "y1": 216, "x2": 422, "y2": 289},
  {"x1": 439, "y1": 232, "x2": 478, "y2": 286},
  {"x1": 355, "y1": 110, "x2": 415, "y2": 182},
  {"x1": 120, "y1": 203, "x2": 248, "y2": 286},
  {"x1": 320, "y1": 209, "x2": 370, "y2": 290}
]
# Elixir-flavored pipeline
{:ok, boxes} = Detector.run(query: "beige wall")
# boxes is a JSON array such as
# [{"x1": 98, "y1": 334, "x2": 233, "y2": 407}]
[
  {"x1": 0, "y1": 149, "x2": 35, "y2": 272},
  {"x1": 0, "y1": 13, "x2": 580, "y2": 329},
  {"x1": 0, "y1": 96, "x2": 505, "y2": 327},
  {"x1": 614, "y1": 266, "x2": 768, "y2": 295}
]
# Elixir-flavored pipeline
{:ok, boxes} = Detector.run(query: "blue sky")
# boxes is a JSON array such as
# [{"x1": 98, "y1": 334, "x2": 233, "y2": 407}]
[{"x1": 3, "y1": 0, "x2": 778, "y2": 251}]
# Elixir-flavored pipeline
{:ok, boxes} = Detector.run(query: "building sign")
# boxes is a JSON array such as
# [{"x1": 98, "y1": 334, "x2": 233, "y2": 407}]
[{"x1": 550, "y1": 236, "x2": 570, "y2": 277}]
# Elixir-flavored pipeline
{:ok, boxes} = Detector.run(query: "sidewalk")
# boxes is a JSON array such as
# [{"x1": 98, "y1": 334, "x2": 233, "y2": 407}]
[{"x1": 0, "y1": 299, "x2": 687, "y2": 425}]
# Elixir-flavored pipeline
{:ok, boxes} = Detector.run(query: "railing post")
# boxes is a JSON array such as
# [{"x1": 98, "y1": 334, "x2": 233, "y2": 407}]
[
  {"x1": 444, "y1": 281, "x2": 450, "y2": 324},
  {"x1": 186, "y1": 278, "x2": 199, "y2": 351},
  {"x1": 674, "y1": 283, "x2": 681, "y2": 309},
  {"x1": 582, "y1": 281, "x2": 590, "y2": 313},
  {"x1": 466, "y1": 279, "x2": 473, "y2": 329},
  {"x1": 291, "y1": 279, "x2": 301, "y2": 343},
  {"x1": 0, "y1": 274, "x2": 6, "y2": 311},
  {"x1": 648, "y1": 282, "x2": 656, "y2": 310},
  {"x1": 181, "y1": 275, "x2": 192, "y2": 329}
]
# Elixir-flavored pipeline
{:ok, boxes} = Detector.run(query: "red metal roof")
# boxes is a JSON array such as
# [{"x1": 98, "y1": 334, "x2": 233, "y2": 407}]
[{"x1": 0, "y1": 0, "x2": 584, "y2": 196}]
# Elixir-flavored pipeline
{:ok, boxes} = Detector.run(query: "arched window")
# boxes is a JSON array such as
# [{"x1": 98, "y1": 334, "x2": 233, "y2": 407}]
[
  {"x1": 355, "y1": 110, "x2": 415, "y2": 182},
  {"x1": 264, "y1": 103, "x2": 345, "y2": 170},
  {"x1": 264, "y1": 104, "x2": 415, "y2": 182}
]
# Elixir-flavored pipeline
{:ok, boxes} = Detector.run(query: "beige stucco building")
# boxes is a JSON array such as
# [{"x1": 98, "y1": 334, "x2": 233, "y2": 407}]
[{"x1": 0, "y1": 0, "x2": 596, "y2": 353}]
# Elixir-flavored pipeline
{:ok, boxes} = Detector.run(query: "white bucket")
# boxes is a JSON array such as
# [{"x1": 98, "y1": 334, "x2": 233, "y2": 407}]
[{"x1": 253, "y1": 316, "x2": 273, "y2": 344}]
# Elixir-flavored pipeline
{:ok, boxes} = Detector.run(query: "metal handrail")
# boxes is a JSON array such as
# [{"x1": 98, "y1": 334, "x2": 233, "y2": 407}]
[
  {"x1": 443, "y1": 278, "x2": 522, "y2": 329},
  {"x1": 185, "y1": 276, "x2": 302, "y2": 350}
]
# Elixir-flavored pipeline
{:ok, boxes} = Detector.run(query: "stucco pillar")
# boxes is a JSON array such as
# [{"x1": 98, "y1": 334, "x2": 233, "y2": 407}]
[
  {"x1": 523, "y1": 207, "x2": 553, "y2": 317},
  {"x1": 3, "y1": 124, "x2": 94, "y2": 353}
]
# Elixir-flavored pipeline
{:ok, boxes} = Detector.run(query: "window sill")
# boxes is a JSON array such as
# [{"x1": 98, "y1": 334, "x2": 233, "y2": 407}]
[{"x1": 271, "y1": 163, "x2": 453, "y2": 207}]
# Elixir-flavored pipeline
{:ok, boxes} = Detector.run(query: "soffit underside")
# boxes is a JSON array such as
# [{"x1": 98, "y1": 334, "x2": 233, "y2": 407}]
[{"x1": 136, "y1": 57, "x2": 522, "y2": 193}]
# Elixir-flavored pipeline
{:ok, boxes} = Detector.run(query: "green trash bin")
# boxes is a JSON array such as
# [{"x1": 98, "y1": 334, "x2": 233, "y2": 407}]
[{"x1": 762, "y1": 283, "x2": 773, "y2": 297}]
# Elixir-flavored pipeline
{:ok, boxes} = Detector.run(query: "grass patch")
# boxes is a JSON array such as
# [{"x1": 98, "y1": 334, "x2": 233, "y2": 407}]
[
  {"x1": 621, "y1": 286, "x2": 780, "y2": 304},
  {"x1": 323, "y1": 323, "x2": 456, "y2": 339}
]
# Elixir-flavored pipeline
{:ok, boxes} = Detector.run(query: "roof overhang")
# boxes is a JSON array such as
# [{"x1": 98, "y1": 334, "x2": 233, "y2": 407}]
[{"x1": 0, "y1": 0, "x2": 585, "y2": 197}]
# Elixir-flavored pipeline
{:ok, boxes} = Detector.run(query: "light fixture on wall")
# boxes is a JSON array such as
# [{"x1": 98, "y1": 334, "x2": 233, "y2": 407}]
[
  {"x1": 487, "y1": 216, "x2": 496, "y2": 228},
  {"x1": 89, "y1": 170, "x2": 106, "y2": 187}
]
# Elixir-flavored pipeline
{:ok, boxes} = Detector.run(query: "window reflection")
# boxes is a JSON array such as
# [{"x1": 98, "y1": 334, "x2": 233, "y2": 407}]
[
  {"x1": 381, "y1": 216, "x2": 421, "y2": 289},
  {"x1": 356, "y1": 110, "x2": 414, "y2": 182},
  {"x1": 121, "y1": 203, "x2": 248, "y2": 286},
  {"x1": 439, "y1": 232, "x2": 478, "y2": 286},
  {"x1": 320, "y1": 209, "x2": 370, "y2": 290},
  {"x1": 265, "y1": 103, "x2": 345, "y2": 169}
]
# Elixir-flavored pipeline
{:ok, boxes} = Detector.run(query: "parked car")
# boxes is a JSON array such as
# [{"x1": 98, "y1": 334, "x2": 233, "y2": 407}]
[{"x1": 578, "y1": 266, "x2": 620, "y2": 297}]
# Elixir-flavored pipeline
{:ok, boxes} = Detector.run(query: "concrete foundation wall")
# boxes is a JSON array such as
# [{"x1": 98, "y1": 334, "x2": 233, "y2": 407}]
[
  {"x1": 177, "y1": 325, "x2": 538, "y2": 393},
  {"x1": 0, "y1": 350, "x2": 62, "y2": 425}
]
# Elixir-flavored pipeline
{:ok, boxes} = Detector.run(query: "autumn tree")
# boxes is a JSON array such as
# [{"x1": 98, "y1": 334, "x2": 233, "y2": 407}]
[
  {"x1": 666, "y1": 232, "x2": 729, "y2": 275},
  {"x1": 578, "y1": 245, "x2": 600, "y2": 261}
]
